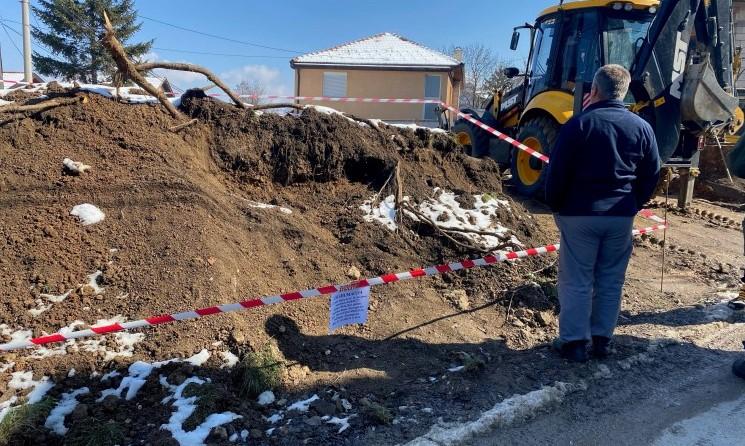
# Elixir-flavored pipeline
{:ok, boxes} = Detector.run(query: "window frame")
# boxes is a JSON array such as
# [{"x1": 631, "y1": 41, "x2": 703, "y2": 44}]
[
  {"x1": 322, "y1": 71, "x2": 348, "y2": 97},
  {"x1": 422, "y1": 74, "x2": 442, "y2": 121}
]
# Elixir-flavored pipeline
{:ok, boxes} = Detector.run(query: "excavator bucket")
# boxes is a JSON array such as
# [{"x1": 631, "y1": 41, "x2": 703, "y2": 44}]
[{"x1": 681, "y1": 61, "x2": 739, "y2": 129}]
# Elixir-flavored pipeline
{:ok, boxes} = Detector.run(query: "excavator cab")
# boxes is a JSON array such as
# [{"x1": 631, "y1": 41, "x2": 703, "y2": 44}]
[{"x1": 502, "y1": 0, "x2": 658, "y2": 195}]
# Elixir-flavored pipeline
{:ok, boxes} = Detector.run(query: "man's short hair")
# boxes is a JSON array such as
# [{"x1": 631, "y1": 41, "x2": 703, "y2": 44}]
[{"x1": 593, "y1": 64, "x2": 631, "y2": 100}]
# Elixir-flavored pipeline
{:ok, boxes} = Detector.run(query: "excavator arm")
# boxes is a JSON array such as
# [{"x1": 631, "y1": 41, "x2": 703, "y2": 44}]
[{"x1": 630, "y1": 0, "x2": 739, "y2": 162}]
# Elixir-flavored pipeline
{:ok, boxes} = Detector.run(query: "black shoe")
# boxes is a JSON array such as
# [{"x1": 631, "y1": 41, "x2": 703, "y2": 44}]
[
  {"x1": 559, "y1": 340, "x2": 589, "y2": 363},
  {"x1": 591, "y1": 336, "x2": 612, "y2": 359},
  {"x1": 733, "y1": 357, "x2": 745, "y2": 379}
]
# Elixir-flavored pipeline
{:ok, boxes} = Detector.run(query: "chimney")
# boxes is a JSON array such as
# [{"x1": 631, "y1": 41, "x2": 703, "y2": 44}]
[{"x1": 453, "y1": 47, "x2": 463, "y2": 62}]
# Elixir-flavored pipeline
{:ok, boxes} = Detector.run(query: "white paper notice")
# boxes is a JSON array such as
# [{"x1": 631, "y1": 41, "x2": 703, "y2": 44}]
[{"x1": 329, "y1": 286, "x2": 370, "y2": 332}]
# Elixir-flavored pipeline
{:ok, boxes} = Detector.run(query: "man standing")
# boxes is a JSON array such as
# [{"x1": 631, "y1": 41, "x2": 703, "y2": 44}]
[{"x1": 545, "y1": 64, "x2": 661, "y2": 362}]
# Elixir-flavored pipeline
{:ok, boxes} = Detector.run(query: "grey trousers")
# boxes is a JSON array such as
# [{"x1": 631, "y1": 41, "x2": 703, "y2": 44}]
[{"x1": 555, "y1": 215, "x2": 634, "y2": 342}]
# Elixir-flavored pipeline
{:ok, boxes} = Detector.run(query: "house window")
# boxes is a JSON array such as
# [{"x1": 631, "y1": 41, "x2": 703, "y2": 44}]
[
  {"x1": 323, "y1": 72, "x2": 347, "y2": 97},
  {"x1": 423, "y1": 74, "x2": 441, "y2": 121}
]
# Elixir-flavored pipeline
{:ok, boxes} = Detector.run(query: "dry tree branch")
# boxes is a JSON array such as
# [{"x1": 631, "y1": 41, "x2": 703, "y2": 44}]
[
  {"x1": 168, "y1": 118, "x2": 198, "y2": 132},
  {"x1": 102, "y1": 12, "x2": 183, "y2": 120},
  {"x1": 0, "y1": 96, "x2": 85, "y2": 114},
  {"x1": 136, "y1": 62, "x2": 246, "y2": 109}
]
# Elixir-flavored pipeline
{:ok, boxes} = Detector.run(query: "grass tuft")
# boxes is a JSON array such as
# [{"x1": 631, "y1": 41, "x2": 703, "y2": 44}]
[
  {"x1": 66, "y1": 421, "x2": 125, "y2": 446},
  {"x1": 234, "y1": 345, "x2": 282, "y2": 399},
  {"x1": 0, "y1": 397, "x2": 55, "y2": 443},
  {"x1": 362, "y1": 401, "x2": 393, "y2": 425}
]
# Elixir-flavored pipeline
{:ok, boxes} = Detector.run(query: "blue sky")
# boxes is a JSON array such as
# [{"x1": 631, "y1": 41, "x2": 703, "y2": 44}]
[{"x1": 0, "y1": 0, "x2": 556, "y2": 93}]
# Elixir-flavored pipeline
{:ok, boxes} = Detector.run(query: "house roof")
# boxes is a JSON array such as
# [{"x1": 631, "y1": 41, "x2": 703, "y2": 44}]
[
  {"x1": 1, "y1": 71, "x2": 45, "y2": 83},
  {"x1": 291, "y1": 33, "x2": 461, "y2": 70}
]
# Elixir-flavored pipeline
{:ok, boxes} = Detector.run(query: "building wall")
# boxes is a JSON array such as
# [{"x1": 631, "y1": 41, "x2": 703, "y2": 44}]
[
  {"x1": 735, "y1": 1, "x2": 745, "y2": 90},
  {"x1": 295, "y1": 67, "x2": 459, "y2": 124}
]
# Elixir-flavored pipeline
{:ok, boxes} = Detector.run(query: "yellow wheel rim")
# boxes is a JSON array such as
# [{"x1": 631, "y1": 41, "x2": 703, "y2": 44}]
[
  {"x1": 516, "y1": 136, "x2": 543, "y2": 186},
  {"x1": 455, "y1": 131, "x2": 471, "y2": 146}
]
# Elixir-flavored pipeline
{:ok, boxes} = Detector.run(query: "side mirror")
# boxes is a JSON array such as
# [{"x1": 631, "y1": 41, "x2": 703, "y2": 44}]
[
  {"x1": 510, "y1": 30, "x2": 520, "y2": 51},
  {"x1": 503, "y1": 67, "x2": 521, "y2": 78}
]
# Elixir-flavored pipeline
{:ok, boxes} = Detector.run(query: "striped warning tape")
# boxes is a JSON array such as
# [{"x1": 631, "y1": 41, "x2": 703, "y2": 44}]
[
  {"x1": 0, "y1": 224, "x2": 666, "y2": 352},
  {"x1": 241, "y1": 94, "x2": 441, "y2": 104},
  {"x1": 437, "y1": 102, "x2": 551, "y2": 164}
]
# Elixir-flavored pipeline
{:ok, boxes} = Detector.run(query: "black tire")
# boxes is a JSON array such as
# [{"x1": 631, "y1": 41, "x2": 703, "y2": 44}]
[
  {"x1": 452, "y1": 121, "x2": 487, "y2": 157},
  {"x1": 509, "y1": 115, "x2": 559, "y2": 197}
]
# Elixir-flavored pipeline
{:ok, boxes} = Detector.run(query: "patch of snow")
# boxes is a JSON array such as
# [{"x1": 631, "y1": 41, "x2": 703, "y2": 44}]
[
  {"x1": 411, "y1": 188, "x2": 515, "y2": 249},
  {"x1": 405, "y1": 382, "x2": 583, "y2": 445},
  {"x1": 62, "y1": 158, "x2": 91, "y2": 174},
  {"x1": 219, "y1": 351, "x2": 239, "y2": 368},
  {"x1": 27, "y1": 379, "x2": 55, "y2": 404},
  {"x1": 229, "y1": 432, "x2": 238, "y2": 442},
  {"x1": 28, "y1": 299, "x2": 52, "y2": 317},
  {"x1": 421, "y1": 407, "x2": 433, "y2": 413},
  {"x1": 83, "y1": 270, "x2": 105, "y2": 295},
  {"x1": 243, "y1": 199, "x2": 293, "y2": 215},
  {"x1": 101, "y1": 370, "x2": 121, "y2": 381},
  {"x1": 44, "y1": 387, "x2": 90, "y2": 435},
  {"x1": 185, "y1": 349, "x2": 210, "y2": 366},
  {"x1": 448, "y1": 366, "x2": 465, "y2": 373},
  {"x1": 70, "y1": 203, "x2": 105, "y2": 226},
  {"x1": 257, "y1": 390, "x2": 275, "y2": 406},
  {"x1": 360, "y1": 195, "x2": 401, "y2": 231},
  {"x1": 97, "y1": 361, "x2": 160, "y2": 402},
  {"x1": 287, "y1": 394, "x2": 319, "y2": 412},
  {"x1": 360, "y1": 189, "x2": 517, "y2": 250},
  {"x1": 327, "y1": 416, "x2": 353, "y2": 433},
  {"x1": 387, "y1": 122, "x2": 447, "y2": 134},
  {"x1": 341, "y1": 399, "x2": 353, "y2": 411},
  {"x1": 266, "y1": 427, "x2": 275, "y2": 436},
  {"x1": 266, "y1": 412, "x2": 284, "y2": 424},
  {"x1": 40, "y1": 290, "x2": 72, "y2": 303},
  {"x1": 67, "y1": 369, "x2": 76, "y2": 378},
  {"x1": 0, "y1": 324, "x2": 32, "y2": 344},
  {"x1": 0, "y1": 361, "x2": 15, "y2": 373},
  {"x1": 9, "y1": 371, "x2": 54, "y2": 404},
  {"x1": 0, "y1": 396, "x2": 18, "y2": 423},
  {"x1": 160, "y1": 376, "x2": 241, "y2": 446},
  {"x1": 241, "y1": 429, "x2": 249, "y2": 441}
]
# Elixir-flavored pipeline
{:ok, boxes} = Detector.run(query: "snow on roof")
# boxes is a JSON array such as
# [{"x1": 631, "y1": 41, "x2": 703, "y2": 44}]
[{"x1": 292, "y1": 33, "x2": 460, "y2": 69}]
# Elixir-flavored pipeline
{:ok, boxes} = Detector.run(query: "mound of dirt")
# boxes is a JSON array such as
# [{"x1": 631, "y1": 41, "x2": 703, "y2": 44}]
[{"x1": 0, "y1": 90, "x2": 553, "y2": 445}]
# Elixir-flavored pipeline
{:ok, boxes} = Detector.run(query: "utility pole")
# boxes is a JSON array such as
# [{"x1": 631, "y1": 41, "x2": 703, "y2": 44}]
[
  {"x1": 21, "y1": 0, "x2": 32, "y2": 84},
  {"x1": 0, "y1": 41, "x2": 5, "y2": 89}
]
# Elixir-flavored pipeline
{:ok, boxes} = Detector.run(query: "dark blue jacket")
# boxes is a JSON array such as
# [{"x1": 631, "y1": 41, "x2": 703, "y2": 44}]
[{"x1": 545, "y1": 99, "x2": 661, "y2": 216}]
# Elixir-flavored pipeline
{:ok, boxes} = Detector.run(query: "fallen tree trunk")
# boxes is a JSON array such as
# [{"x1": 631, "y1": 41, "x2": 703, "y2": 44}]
[{"x1": 136, "y1": 62, "x2": 246, "y2": 109}]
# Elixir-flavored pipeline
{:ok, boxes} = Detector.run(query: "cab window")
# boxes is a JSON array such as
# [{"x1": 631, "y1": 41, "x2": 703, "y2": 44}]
[{"x1": 529, "y1": 18, "x2": 557, "y2": 98}]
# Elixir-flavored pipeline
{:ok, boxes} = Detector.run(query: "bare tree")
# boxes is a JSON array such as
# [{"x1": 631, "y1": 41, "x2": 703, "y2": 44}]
[
  {"x1": 483, "y1": 63, "x2": 515, "y2": 97},
  {"x1": 235, "y1": 79, "x2": 266, "y2": 105},
  {"x1": 445, "y1": 44, "x2": 516, "y2": 109}
]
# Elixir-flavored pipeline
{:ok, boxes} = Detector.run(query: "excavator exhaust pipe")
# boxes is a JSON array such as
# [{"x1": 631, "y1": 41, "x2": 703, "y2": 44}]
[{"x1": 681, "y1": 60, "x2": 739, "y2": 131}]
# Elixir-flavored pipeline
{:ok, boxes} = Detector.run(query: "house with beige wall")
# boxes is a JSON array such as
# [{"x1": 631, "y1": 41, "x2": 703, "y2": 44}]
[{"x1": 290, "y1": 33, "x2": 464, "y2": 126}]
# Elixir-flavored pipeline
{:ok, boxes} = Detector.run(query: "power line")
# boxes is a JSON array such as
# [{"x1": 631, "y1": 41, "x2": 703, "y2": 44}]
[
  {"x1": 0, "y1": 19, "x2": 53, "y2": 57},
  {"x1": 0, "y1": 22, "x2": 23, "y2": 58},
  {"x1": 140, "y1": 15, "x2": 303, "y2": 54},
  {"x1": 152, "y1": 46, "x2": 291, "y2": 59}
]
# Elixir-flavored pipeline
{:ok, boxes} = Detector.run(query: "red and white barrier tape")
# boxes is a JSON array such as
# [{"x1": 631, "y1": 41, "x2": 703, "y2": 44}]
[
  {"x1": 637, "y1": 208, "x2": 667, "y2": 224},
  {"x1": 0, "y1": 224, "x2": 666, "y2": 352},
  {"x1": 437, "y1": 102, "x2": 551, "y2": 164},
  {"x1": 241, "y1": 94, "x2": 441, "y2": 104}
]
